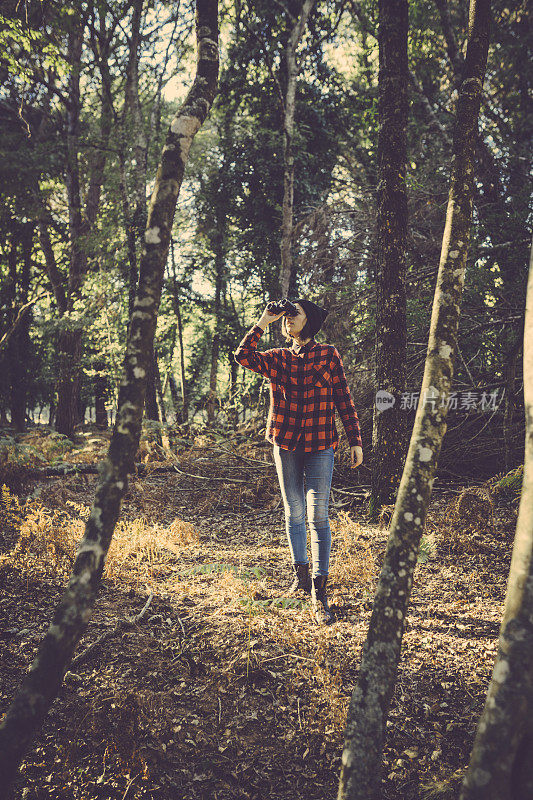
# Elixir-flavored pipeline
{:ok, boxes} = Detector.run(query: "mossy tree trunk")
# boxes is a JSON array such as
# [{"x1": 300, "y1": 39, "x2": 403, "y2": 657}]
[
  {"x1": 370, "y1": 0, "x2": 409, "y2": 517},
  {"x1": 337, "y1": 2, "x2": 491, "y2": 798},
  {"x1": 435, "y1": 0, "x2": 530, "y2": 475},
  {"x1": 0, "y1": 3, "x2": 218, "y2": 794},
  {"x1": 459, "y1": 238, "x2": 533, "y2": 800}
]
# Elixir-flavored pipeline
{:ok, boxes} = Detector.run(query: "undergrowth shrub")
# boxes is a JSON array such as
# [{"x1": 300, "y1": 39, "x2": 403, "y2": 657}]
[
  {"x1": 490, "y1": 464, "x2": 523, "y2": 504},
  {"x1": 435, "y1": 487, "x2": 494, "y2": 556},
  {"x1": 0, "y1": 436, "x2": 41, "y2": 492},
  {"x1": 0, "y1": 485, "x2": 23, "y2": 553},
  {"x1": 9, "y1": 500, "x2": 81, "y2": 579},
  {"x1": 2, "y1": 488, "x2": 200, "y2": 588}
]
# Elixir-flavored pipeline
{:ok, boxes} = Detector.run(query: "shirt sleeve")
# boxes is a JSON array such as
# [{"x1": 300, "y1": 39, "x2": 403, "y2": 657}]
[
  {"x1": 330, "y1": 347, "x2": 363, "y2": 448},
  {"x1": 233, "y1": 324, "x2": 281, "y2": 379}
]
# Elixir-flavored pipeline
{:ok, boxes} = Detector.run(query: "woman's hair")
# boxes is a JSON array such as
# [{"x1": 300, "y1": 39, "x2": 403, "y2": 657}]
[{"x1": 281, "y1": 315, "x2": 313, "y2": 344}]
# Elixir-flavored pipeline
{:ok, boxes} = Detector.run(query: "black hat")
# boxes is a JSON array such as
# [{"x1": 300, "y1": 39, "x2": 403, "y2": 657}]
[{"x1": 293, "y1": 298, "x2": 329, "y2": 337}]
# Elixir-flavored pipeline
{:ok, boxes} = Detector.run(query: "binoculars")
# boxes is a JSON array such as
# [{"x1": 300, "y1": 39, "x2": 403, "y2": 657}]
[{"x1": 266, "y1": 299, "x2": 299, "y2": 317}]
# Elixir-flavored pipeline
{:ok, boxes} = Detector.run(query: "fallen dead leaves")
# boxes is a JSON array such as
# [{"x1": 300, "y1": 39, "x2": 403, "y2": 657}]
[{"x1": 0, "y1": 438, "x2": 517, "y2": 800}]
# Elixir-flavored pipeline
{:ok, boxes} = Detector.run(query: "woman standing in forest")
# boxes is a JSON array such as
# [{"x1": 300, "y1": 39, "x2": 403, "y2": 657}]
[{"x1": 234, "y1": 299, "x2": 363, "y2": 624}]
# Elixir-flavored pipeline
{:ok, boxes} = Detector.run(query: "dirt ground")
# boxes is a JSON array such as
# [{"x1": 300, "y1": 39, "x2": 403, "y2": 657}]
[{"x1": 0, "y1": 435, "x2": 515, "y2": 800}]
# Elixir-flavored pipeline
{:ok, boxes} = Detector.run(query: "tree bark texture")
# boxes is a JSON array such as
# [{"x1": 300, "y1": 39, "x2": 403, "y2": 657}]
[
  {"x1": 55, "y1": 8, "x2": 114, "y2": 440},
  {"x1": 0, "y1": 4, "x2": 218, "y2": 794},
  {"x1": 370, "y1": 0, "x2": 409, "y2": 513},
  {"x1": 435, "y1": 3, "x2": 530, "y2": 475},
  {"x1": 337, "y1": 2, "x2": 491, "y2": 798},
  {"x1": 118, "y1": 0, "x2": 147, "y2": 323},
  {"x1": 36, "y1": 212, "x2": 67, "y2": 315},
  {"x1": 170, "y1": 239, "x2": 188, "y2": 423},
  {"x1": 94, "y1": 359, "x2": 109, "y2": 429},
  {"x1": 459, "y1": 238, "x2": 533, "y2": 800},
  {"x1": 54, "y1": 20, "x2": 85, "y2": 439},
  {"x1": 207, "y1": 212, "x2": 225, "y2": 423},
  {"x1": 145, "y1": 345, "x2": 161, "y2": 424},
  {"x1": 154, "y1": 349, "x2": 167, "y2": 424},
  {"x1": 6, "y1": 223, "x2": 33, "y2": 432},
  {"x1": 279, "y1": 0, "x2": 316, "y2": 298}
]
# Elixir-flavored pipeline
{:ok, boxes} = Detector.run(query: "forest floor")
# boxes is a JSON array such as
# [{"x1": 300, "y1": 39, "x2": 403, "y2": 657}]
[{"x1": 0, "y1": 428, "x2": 517, "y2": 800}]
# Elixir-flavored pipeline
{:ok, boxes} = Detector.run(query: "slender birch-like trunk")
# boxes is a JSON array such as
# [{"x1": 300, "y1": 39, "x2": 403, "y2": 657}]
[
  {"x1": 459, "y1": 237, "x2": 533, "y2": 800},
  {"x1": 370, "y1": 0, "x2": 409, "y2": 515},
  {"x1": 434, "y1": 0, "x2": 529, "y2": 476},
  {"x1": 279, "y1": 0, "x2": 316, "y2": 298},
  {"x1": 337, "y1": 2, "x2": 491, "y2": 798},
  {"x1": 0, "y1": 3, "x2": 218, "y2": 794}
]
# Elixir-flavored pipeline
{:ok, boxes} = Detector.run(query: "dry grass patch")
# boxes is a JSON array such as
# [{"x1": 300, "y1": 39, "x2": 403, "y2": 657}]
[
  {"x1": 2, "y1": 487, "x2": 200, "y2": 590},
  {"x1": 329, "y1": 510, "x2": 376, "y2": 605},
  {"x1": 105, "y1": 517, "x2": 200, "y2": 587}
]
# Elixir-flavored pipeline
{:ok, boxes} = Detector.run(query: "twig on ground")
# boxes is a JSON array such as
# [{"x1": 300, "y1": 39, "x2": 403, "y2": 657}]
[
  {"x1": 71, "y1": 592, "x2": 154, "y2": 667},
  {"x1": 260, "y1": 653, "x2": 314, "y2": 664},
  {"x1": 201, "y1": 443, "x2": 274, "y2": 468},
  {"x1": 173, "y1": 465, "x2": 248, "y2": 484}
]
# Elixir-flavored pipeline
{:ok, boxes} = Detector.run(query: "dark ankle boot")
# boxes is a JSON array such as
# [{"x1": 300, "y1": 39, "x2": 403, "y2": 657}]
[
  {"x1": 312, "y1": 575, "x2": 334, "y2": 624},
  {"x1": 289, "y1": 561, "x2": 312, "y2": 595}
]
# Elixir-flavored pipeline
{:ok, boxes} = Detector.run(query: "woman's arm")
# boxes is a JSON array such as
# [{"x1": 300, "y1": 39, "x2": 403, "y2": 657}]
[
  {"x1": 330, "y1": 347, "x2": 363, "y2": 448},
  {"x1": 233, "y1": 309, "x2": 285, "y2": 379}
]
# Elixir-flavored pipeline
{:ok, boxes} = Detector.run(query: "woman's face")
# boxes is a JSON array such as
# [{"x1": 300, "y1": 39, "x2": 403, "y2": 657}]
[{"x1": 283, "y1": 303, "x2": 308, "y2": 339}]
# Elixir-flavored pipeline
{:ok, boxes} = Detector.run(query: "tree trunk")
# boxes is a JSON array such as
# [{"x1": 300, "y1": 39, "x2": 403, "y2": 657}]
[
  {"x1": 337, "y1": 2, "x2": 491, "y2": 798},
  {"x1": 36, "y1": 212, "x2": 67, "y2": 314},
  {"x1": 170, "y1": 238, "x2": 188, "y2": 423},
  {"x1": 118, "y1": 0, "x2": 148, "y2": 322},
  {"x1": 6, "y1": 227, "x2": 20, "y2": 430},
  {"x1": 94, "y1": 360, "x2": 109, "y2": 429},
  {"x1": 207, "y1": 224, "x2": 225, "y2": 423},
  {"x1": 0, "y1": 4, "x2": 218, "y2": 793},
  {"x1": 154, "y1": 348, "x2": 167, "y2": 423},
  {"x1": 55, "y1": 20, "x2": 85, "y2": 439},
  {"x1": 126, "y1": 0, "x2": 148, "y2": 248},
  {"x1": 176, "y1": 302, "x2": 188, "y2": 423},
  {"x1": 460, "y1": 237, "x2": 533, "y2": 799},
  {"x1": 169, "y1": 374, "x2": 182, "y2": 421},
  {"x1": 54, "y1": 8, "x2": 112, "y2": 439},
  {"x1": 55, "y1": 326, "x2": 83, "y2": 440},
  {"x1": 435, "y1": 0, "x2": 529, "y2": 474},
  {"x1": 6, "y1": 223, "x2": 33, "y2": 432},
  {"x1": 503, "y1": 337, "x2": 522, "y2": 472},
  {"x1": 370, "y1": 0, "x2": 409, "y2": 516},
  {"x1": 279, "y1": 0, "x2": 316, "y2": 298},
  {"x1": 145, "y1": 346, "x2": 161, "y2": 425}
]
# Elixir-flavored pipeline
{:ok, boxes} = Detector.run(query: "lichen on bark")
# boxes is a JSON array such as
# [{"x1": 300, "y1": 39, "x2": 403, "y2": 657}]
[
  {"x1": 459, "y1": 239, "x2": 533, "y2": 800},
  {"x1": 337, "y1": 2, "x2": 491, "y2": 798},
  {"x1": 0, "y1": 2, "x2": 219, "y2": 794}
]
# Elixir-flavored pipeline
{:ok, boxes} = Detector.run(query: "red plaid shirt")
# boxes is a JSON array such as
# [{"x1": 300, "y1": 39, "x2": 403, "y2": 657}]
[{"x1": 233, "y1": 324, "x2": 363, "y2": 452}]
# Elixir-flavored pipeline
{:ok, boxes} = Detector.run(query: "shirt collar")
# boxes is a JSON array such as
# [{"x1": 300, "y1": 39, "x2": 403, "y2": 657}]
[{"x1": 291, "y1": 338, "x2": 316, "y2": 354}]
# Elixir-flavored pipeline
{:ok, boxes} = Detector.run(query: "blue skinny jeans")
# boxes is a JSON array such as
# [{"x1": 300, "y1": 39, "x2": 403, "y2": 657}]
[{"x1": 272, "y1": 442, "x2": 335, "y2": 577}]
